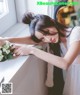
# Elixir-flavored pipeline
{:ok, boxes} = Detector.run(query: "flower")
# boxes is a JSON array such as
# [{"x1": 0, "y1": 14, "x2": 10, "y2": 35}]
[
  {"x1": 2, "y1": 41, "x2": 10, "y2": 49},
  {"x1": 0, "y1": 41, "x2": 13, "y2": 62},
  {"x1": 0, "y1": 49, "x2": 4, "y2": 61},
  {"x1": 0, "y1": 49, "x2": 2, "y2": 54},
  {"x1": 2, "y1": 48, "x2": 10, "y2": 54}
]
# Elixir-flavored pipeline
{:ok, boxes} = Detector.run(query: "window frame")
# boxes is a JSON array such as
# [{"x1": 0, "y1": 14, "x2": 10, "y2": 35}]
[{"x1": 0, "y1": 0, "x2": 9, "y2": 19}]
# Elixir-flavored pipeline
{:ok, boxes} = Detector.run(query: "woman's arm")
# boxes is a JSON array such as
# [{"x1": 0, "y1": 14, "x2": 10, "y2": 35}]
[
  {"x1": 13, "y1": 40, "x2": 80, "y2": 70},
  {"x1": 1, "y1": 36, "x2": 37, "y2": 45},
  {"x1": 31, "y1": 41, "x2": 80, "y2": 70},
  {"x1": 32, "y1": 41, "x2": 80, "y2": 69}
]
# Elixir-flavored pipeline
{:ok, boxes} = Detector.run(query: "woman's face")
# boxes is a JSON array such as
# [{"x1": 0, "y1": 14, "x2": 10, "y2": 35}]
[{"x1": 35, "y1": 27, "x2": 59, "y2": 43}]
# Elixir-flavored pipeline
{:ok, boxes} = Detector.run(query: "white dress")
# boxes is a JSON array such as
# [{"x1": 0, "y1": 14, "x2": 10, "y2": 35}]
[{"x1": 63, "y1": 26, "x2": 80, "y2": 95}]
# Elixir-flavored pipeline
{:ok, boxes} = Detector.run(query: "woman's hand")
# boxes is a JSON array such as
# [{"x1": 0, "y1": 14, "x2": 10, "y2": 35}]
[
  {"x1": 0, "y1": 37, "x2": 6, "y2": 46},
  {"x1": 11, "y1": 44, "x2": 33, "y2": 56}
]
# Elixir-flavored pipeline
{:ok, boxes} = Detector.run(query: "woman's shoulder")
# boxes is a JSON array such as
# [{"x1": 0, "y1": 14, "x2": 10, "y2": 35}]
[
  {"x1": 72, "y1": 26, "x2": 80, "y2": 31},
  {"x1": 69, "y1": 26, "x2": 80, "y2": 44},
  {"x1": 71, "y1": 26, "x2": 80, "y2": 36}
]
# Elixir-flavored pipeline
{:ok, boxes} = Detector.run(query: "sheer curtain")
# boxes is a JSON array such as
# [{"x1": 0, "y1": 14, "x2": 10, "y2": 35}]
[
  {"x1": 0, "y1": 0, "x2": 4, "y2": 14},
  {"x1": 0, "y1": 0, "x2": 9, "y2": 18},
  {"x1": 47, "y1": 0, "x2": 54, "y2": 18}
]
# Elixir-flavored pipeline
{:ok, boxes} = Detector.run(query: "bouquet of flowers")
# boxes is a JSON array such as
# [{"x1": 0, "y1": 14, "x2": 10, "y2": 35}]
[{"x1": 0, "y1": 41, "x2": 14, "y2": 62}]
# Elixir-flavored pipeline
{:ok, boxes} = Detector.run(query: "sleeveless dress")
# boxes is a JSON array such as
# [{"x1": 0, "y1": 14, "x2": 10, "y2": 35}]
[{"x1": 63, "y1": 26, "x2": 80, "y2": 95}]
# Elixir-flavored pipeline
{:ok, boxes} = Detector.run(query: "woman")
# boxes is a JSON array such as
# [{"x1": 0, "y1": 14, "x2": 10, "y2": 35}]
[{"x1": 0, "y1": 12, "x2": 80, "y2": 95}]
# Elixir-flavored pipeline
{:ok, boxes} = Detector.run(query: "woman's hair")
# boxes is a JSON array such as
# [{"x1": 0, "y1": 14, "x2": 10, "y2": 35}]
[
  {"x1": 22, "y1": 12, "x2": 70, "y2": 54},
  {"x1": 22, "y1": 12, "x2": 69, "y2": 43}
]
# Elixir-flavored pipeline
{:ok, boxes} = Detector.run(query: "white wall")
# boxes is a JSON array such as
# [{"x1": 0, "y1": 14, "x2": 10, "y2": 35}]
[
  {"x1": 14, "y1": 0, "x2": 27, "y2": 22},
  {"x1": 0, "y1": 0, "x2": 17, "y2": 35},
  {"x1": 0, "y1": 0, "x2": 49, "y2": 35},
  {"x1": 26, "y1": 0, "x2": 48, "y2": 15},
  {"x1": 14, "y1": 0, "x2": 48, "y2": 21}
]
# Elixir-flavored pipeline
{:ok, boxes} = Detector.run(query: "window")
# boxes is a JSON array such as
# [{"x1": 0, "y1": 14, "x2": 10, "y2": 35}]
[{"x1": 0, "y1": 0, "x2": 9, "y2": 18}]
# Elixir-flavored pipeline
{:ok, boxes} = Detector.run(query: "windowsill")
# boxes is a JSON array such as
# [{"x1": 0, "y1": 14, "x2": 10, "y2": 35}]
[
  {"x1": 0, "y1": 11, "x2": 9, "y2": 19},
  {"x1": 0, "y1": 56, "x2": 29, "y2": 83},
  {"x1": 0, "y1": 0, "x2": 9, "y2": 19},
  {"x1": 0, "y1": 23, "x2": 31, "y2": 90}
]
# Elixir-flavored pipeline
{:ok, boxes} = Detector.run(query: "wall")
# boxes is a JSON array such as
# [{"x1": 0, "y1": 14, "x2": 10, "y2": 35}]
[
  {"x1": 14, "y1": 0, "x2": 27, "y2": 22},
  {"x1": 26, "y1": 0, "x2": 48, "y2": 15},
  {"x1": 10, "y1": 55, "x2": 47, "y2": 95},
  {"x1": 0, "y1": 0, "x2": 17, "y2": 35},
  {"x1": 14, "y1": 0, "x2": 48, "y2": 22},
  {"x1": 0, "y1": 0, "x2": 48, "y2": 35}
]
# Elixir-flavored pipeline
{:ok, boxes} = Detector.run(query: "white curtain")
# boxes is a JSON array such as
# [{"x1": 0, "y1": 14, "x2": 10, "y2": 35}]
[
  {"x1": 0, "y1": 0, "x2": 3, "y2": 2},
  {"x1": 14, "y1": 0, "x2": 27, "y2": 22},
  {"x1": 47, "y1": 0, "x2": 55, "y2": 18},
  {"x1": 0, "y1": 0, "x2": 4, "y2": 14}
]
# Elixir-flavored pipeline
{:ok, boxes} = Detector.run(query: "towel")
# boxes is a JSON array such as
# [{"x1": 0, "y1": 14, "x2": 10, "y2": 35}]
[
  {"x1": 35, "y1": 44, "x2": 54, "y2": 87},
  {"x1": 45, "y1": 44, "x2": 54, "y2": 87}
]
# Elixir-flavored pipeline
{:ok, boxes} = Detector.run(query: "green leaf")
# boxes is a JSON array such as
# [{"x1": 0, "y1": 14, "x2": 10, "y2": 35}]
[{"x1": 7, "y1": 53, "x2": 13, "y2": 59}]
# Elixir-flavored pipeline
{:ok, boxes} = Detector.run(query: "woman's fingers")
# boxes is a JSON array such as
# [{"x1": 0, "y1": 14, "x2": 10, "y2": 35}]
[
  {"x1": 13, "y1": 47, "x2": 24, "y2": 56},
  {"x1": 10, "y1": 44, "x2": 21, "y2": 56},
  {"x1": 11, "y1": 44, "x2": 19, "y2": 49},
  {"x1": 12, "y1": 45, "x2": 32, "y2": 56},
  {"x1": 13, "y1": 48, "x2": 20, "y2": 55}
]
